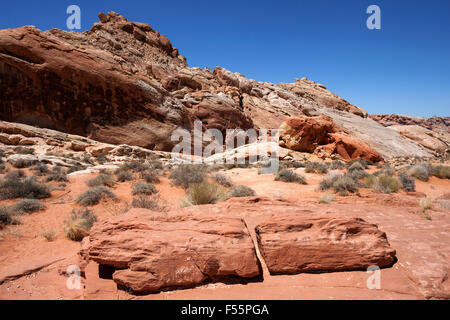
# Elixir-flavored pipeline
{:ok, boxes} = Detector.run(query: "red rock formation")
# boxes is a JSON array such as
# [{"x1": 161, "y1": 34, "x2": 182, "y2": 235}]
[
  {"x1": 256, "y1": 215, "x2": 396, "y2": 274},
  {"x1": 279, "y1": 116, "x2": 383, "y2": 162},
  {"x1": 370, "y1": 114, "x2": 450, "y2": 134},
  {"x1": 80, "y1": 209, "x2": 262, "y2": 293}
]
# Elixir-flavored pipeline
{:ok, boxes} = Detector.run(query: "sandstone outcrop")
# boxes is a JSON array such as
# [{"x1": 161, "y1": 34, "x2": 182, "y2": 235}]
[
  {"x1": 370, "y1": 114, "x2": 450, "y2": 134},
  {"x1": 0, "y1": 12, "x2": 437, "y2": 159},
  {"x1": 80, "y1": 209, "x2": 262, "y2": 293},
  {"x1": 388, "y1": 125, "x2": 450, "y2": 156},
  {"x1": 279, "y1": 116, "x2": 383, "y2": 161},
  {"x1": 256, "y1": 215, "x2": 396, "y2": 274}
]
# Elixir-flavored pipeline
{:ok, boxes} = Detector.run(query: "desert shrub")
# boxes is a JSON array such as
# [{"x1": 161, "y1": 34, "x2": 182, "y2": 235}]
[
  {"x1": 120, "y1": 161, "x2": 150, "y2": 172},
  {"x1": 305, "y1": 162, "x2": 328, "y2": 174},
  {"x1": 348, "y1": 161, "x2": 365, "y2": 172},
  {"x1": 399, "y1": 173, "x2": 416, "y2": 192},
  {"x1": 373, "y1": 175, "x2": 401, "y2": 194},
  {"x1": 0, "y1": 177, "x2": 51, "y2": 200},
  {"x1": 115, "y1": 169, "x2": 134, "y2": 182},
  {"x1": 13, "y1": 147, "x2": 35, "y2": 155},
  {"x1": 95, "y1": 153, "x2": 108, "y2": 164},
  {"x1": 140, "y1": 171, "x2": 160, "y2": 184},
  {"x1": 86, "y1": 174, "x2": 114, "y2": 187},
  {"x1": 132, "y1": 182, "x2": 157, "y2": 195},
  {"x1": 408, "y1": 164, "x2": 430, "y2": 182},
  {"x1": 0, "y1": 206, "x2": 18, "y2": 227},
  {"x1": 132, "y1": 195, "x2": 166, "y2": 211},
  {"x1": 330, "y1": 160, "x2": 346, "y2": 170},
  {"x1": 181, "y1": 182, "x2": 227, "y2": 207},
  {"x1": 275, "y1": 169, "x2": 307, "y2": 184},
  {"x1": 169, "y1": 164, "x2": 207, "y2": 188},
  {"x1": 419, "y1": 197, "x2": 433, "y2": 210},
  {"x1": 348, "y1": 159, "x2": 372, "y2": 169},
  {"x1": 430, "y1": 166, "x2": 450, "y2": 179},
  {"x1": 46, "y1": 167, "x2": 68, "y2": 182},
  {"x1": 146, "y1": 159, "x2": 164, "y2": 171},
  {"x1": 318, "y1": 193, "x2": 335, "y2": 204},
  {"x1": 12, "y1": 199, "x2": 45, "y2": 214},
  {"x1": 67, "y1": 164, "x2": 87, "y2": 174},
  {"x1": 229, "y1": 185, "x2": 256, "y2": 198},
  {"x1": 64, "y1": 208, "x2": 97, "y2": 241},
  {"x1": 42, "y1": 229, "x2": 56, "y2": 241},
  {"x1": 5, "y1": 170, "x2": 25, "y2": 180},
  {"x1": 11, "y1": 158, "x2": 33, "y2": 168},
  {"x1": 332, "y1": 175, "x2": 359, "y2": 196},
  {"x1": 225, "y1": 162, "x2": 252, "y2": 169},
  {"x1": 319, "y1": 172, "x2": 341, "y2": 190},
  {"x1": 347, "y1": 169, "x2": 369, "y2": 180},
  {"x1": 373, "y1": 168, "x2": 396, "y2": 177},
  {"x1": 32, "y1": 163, "x2": 50, "y2": 176},
  {"x1": 210, "y1": 173, "x2": 233, "y2": 187},
  {"x1": 76, "y1": 186, "x2": 117, "y2": 206}
]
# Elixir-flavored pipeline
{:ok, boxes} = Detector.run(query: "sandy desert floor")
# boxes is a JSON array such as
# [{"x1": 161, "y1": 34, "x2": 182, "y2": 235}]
[{"x1": 0, "y1": 164, "x2": 449, "y2": 300}]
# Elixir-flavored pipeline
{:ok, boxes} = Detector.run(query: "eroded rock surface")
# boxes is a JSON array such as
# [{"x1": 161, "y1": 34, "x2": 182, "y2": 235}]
[
  {"x1": 81, "y1": 209, "x2": 262, "y2": 293},
  {"x1": 0, "y1": 11, "x2": 436, "y2": 159},
  {"x1": 256, "y1": 215, "x2": 396, "y2": 274}
]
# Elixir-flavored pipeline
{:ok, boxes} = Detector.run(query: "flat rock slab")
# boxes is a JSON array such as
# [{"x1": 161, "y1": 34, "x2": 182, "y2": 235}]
[
  {"x1": 256, "y1": 216, "x2": 396, "y2": 275},
  {"x1": 82, "y1": 209, "x2": 261, "y2": 293}
]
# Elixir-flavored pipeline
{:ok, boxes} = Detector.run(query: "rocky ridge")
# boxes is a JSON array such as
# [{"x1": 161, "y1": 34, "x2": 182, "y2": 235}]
[{"x1": 0, "y1": 11, "x2": 441, "y2": 160}]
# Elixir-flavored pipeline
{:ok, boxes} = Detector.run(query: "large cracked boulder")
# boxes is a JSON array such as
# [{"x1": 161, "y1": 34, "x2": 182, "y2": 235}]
[
  {"x1": 256, "y1": 215, "x2": 396, "y2": 274},
  {"x1": 80, "y1": 209, "x2": 262, "y2": 293}
]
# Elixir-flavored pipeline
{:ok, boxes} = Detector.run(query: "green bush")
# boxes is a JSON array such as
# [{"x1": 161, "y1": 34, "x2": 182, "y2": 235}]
[
  {"x1": 132, "y1": 182, "x2": 157, "y2": 195},
  {"x1": 12, "y1": 199, "x2": 45, "y2": 214},
  {"x1": 86, "y1": 174, "x2": 114, "y2": 187},
  {"x1": 229, "y1": 185, "x2": 256, "y2": 198},
  {"x1": 181, "y1": 182, "x2": 228, "y2": 207},
  {"x1": 169, "y1": 164, "x2": 207, "y2": 188},
  {"x1": 399, "y1": 173, "x2": 416, "y2": 192},
  {"x1": 64, "y1": 208, "x2": 97, "y2": 241},
  {"x1": 76, "y1": 186, "x2": 117, "y2": 206},
  {"x1": 275, "y1": 169, "x2": 307, "y2": 184},
  {"x1": 364, "y1": 174, "x2": 400, "y2": 194}
]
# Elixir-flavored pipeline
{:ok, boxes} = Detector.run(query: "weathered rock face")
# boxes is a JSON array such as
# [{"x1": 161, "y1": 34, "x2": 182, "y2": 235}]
[
  {"x1": 370, "y1": 114, "x2": 450, "y2": 134},
  {"x1": 81, "y1": 209, "x2": 261, "y2": 293},
  {"x1": 256, "y1": 216, "x2": 396, "y2": 275},
  {"x1": 0, "y1": 11, "x2": 439, "y2": 158},
  {"x1": 388, "y1": 125, "x2": 450, "y2": 156},
  {"x1": 279, "y1": 116, "x2": 383, "y2": 162},
  {"x1": 278, "y1": 116, "x2": 337, "y2": 153}
]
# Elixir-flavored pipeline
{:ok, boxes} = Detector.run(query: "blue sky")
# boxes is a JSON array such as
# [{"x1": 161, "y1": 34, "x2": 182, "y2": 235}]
[{"x1": 1, "y1": 0, "x2": 449, "y2": 117}]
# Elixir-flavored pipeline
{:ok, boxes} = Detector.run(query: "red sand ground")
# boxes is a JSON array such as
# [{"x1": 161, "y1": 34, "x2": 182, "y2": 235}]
[{"x1": 0, "y1": 167, "x2": 449, "y2": 300}]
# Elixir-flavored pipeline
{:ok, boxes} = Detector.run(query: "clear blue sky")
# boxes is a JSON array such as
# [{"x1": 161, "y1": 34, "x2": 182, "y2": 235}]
[{"x1": 1, "y1": 0, "x2": 449, "y2": 117}]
